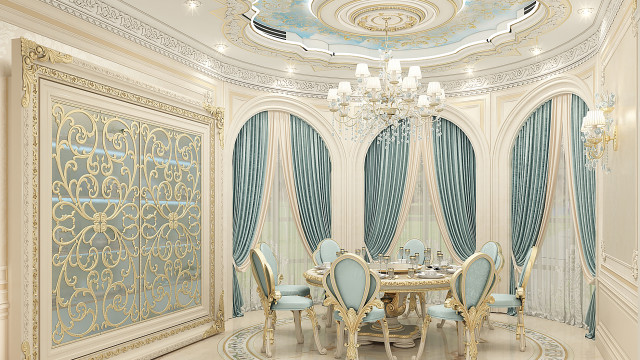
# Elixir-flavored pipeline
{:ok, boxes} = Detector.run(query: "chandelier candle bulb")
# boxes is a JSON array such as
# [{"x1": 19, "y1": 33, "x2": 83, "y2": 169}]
[
  {"x1": 388, "y1": 59, "x2": 402, "y2": 74},
  {"x1": 418, "y1": 94, "x2": 429, "y2": 107},
  {"x1": 327, "y1": 88, "x2": 338, "y2": 102},
  {"x1": 337, "y1": 81, "x2": 352, "y2": 95},
  {"x1": 355, "y1": 63, "x2": 370, "y2": 78},
  {"x1": 582, "y1": 110, "x2": 606, "y2": 128},
  {"x1": 408, "y1": 66, "x2": 422, "y2": 79},
  {"x1": 427, "y1": 81, "x2": 441, "y2": 96},
  {"x1": 366, "y1": 76, "x2": 382, "y2": 90}
]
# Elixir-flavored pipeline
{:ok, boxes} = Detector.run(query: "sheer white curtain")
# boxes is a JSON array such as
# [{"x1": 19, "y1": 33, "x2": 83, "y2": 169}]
[
  {"x1": 238, "y1": 149, "x2": 322, "y2": 312},
  {"x1": 391, "y1": 162, "x2": 452, "y2": 304},
  {"x1": 524, "y1": 146, "x2": 592, "y2": 327}
]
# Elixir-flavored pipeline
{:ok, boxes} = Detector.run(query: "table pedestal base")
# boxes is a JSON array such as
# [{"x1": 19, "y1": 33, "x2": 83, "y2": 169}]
[{"x1": 357, "y1": 317, "x2": 421, "y2": 348}]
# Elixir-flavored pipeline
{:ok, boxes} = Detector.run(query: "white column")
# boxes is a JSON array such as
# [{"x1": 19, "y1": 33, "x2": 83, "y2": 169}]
[{"x1": 0, "y1": 75, "x2": 8, "y2": 360}]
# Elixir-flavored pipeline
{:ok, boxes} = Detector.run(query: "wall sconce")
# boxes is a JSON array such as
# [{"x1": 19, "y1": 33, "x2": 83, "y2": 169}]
[{"x1": 581, "y1": 92, "x2": 618, "y2": 172}]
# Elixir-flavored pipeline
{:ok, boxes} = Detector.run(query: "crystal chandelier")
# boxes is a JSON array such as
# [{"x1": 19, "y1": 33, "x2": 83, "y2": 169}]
[
  {"x1": 581, "y1": 92, "x2": 618, "y2": 172},
  {"x1": 326, "y1": 23, "x2": 445, "y2": 144}
]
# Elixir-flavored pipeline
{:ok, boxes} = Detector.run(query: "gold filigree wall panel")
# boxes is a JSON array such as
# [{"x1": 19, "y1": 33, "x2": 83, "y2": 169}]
[{"x1": 51, "y1": 100, "x2": 202, "y2": 346}]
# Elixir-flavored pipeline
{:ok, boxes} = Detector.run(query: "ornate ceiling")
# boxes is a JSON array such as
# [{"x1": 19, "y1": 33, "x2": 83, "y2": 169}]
[{"x1": 2, "y1": 0, "x2": 617, "y2": 96}]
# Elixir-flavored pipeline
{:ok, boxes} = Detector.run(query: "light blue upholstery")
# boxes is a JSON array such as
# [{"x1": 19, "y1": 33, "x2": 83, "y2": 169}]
[
  {"x1": 313, "y1": 249, "x2": 322, "y2": 266},
  {"x1": 427, "y1": 304, "x2": 464, "y2": 321},
  {"x1": 480, "y1": 242, "x2": 501, "y2": 270},
  {"x1": 250, "y1": 251, "x2": 271, "y2": 297},
  {"x1": 403, "y1": 239, "x2": 426, "y2": 264},
  {"x1": 491, "y1": 294, "x2": 521, "y2": 308},
  {"x1": 271, "y1": 295, "x2": 314, "y2": 311},
  {"x1": 462, "y1": 257, "x2": 493, "y2": 309},
  {"x1": 327, "y1": 258, "x2": 368, "y2": 309},
  {"x1": 276, "y1": 284, "x2": 311, "y2": 297},
  {"x1": 319, "y1": 239, "x2": 340, "y2": 264},
  {"x1": 333, "y1": 308, "x2": 385, "y2": 323},
  {"x1": 259, "y1": 243, "x2": 279, "y2": 277}
]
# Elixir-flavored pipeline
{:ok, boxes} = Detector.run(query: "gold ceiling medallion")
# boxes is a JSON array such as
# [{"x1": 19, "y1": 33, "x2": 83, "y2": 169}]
[
  {"x1": 21, "y1": 38, "x2": 72, "y2": 107},
  {"x1": 350, "y1": 5, "x2": 425, "y2": 32}
]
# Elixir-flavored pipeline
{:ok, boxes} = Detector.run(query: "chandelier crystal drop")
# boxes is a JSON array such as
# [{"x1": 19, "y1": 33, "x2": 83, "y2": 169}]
[{"x1": 327, "y1": 23, "x2": 445, "y2": 145}]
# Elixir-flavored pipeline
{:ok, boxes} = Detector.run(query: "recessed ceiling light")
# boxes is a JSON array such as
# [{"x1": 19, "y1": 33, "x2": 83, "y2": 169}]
[
  {"x1": 287, "y1": 65, "x2": 296, "y2": 74},
  {"x1": 185, "y1": 0, "x2": 201, "y2": 9},
  {"x1": 215, "y1": 43, "x2": 228, "y2": 52},
  {"x1": 465, "y1": 66, "x2": 474, "y2": 74},
  {"x1": 530, "y1": 47, "x2": 542, "y2": 56},
  {"x1": 578, "y1": 7, "x2": 594, "y2": 16}
]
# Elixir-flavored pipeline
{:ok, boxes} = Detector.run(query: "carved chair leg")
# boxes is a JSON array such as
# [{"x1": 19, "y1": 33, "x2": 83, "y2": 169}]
[
  {"x1": 487, "y1": 308, "x2": 494, "y2": 330},
  {"x1": 416, "y1": 293, "x2": 426, "y2": 318},
  {"x1": 466, "y1": 322, "x2": 479, "y2": 360},
  {"x1": 456, "y1": 321, "x2": 465, "y2": 357},
  {"x1": 518, "y1": 307, "x2": 526, "y2": 351},
  {"x1": 379, "y1": 318, "x2": 397, "y2": 360},
  {"x1": 305, "y1": 307, "x2": 327, "y2": 355},
  {"x1": 346, "y1": 325, "x2": 359, "y2": 360},
  {"x1": 411, "y1": 314, "x2": 431, "y2": 360},
  {"x1": 293, "y1": 310, "x2": 304, "y2": 344},
  {"x1": 437, "y1": 319, "x2": 446, "y2": 328},
  {"x1": 325, "y1": 303, "x2": 334, "y2": 328},
  {"x1": 271, "y1": 311, "x2": 277, "y2": 344},
  {"x1": 261, "y1": 312, "x2": 269, "y2": 353},
  {"x1": 335, "y1": 320, "x2": 345, "y2": 359},
  {"x1": 265, "y1": 314, "x2": 274, "y2": 358}
]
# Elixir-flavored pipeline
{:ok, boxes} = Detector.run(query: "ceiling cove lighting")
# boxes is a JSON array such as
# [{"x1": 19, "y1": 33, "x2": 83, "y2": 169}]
[
  {"x1": 581, "y1": 92, "x2": 618, "y2": 172},
  {"x1": 326, "y1": 22, "x2": 444, "y2": 145}
]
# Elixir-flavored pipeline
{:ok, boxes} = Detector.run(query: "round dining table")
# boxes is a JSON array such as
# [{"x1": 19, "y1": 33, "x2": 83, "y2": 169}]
[{"x1": 304, "y1": 267, "x2": 452, "y2": 349}]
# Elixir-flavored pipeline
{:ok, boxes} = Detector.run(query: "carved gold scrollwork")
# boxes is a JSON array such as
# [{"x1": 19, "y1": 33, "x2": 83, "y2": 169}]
[
  {"x1": 203, "y1": 291, "x2": 226, "y2": 338},
  {"x1": 21, "y1": 38, "x2": 72, "y2": 108},
  {"x1": 21, "y1": 341, "x2": 34, "y2": 360},
  {"x1": 203, "y1": 103, "x2": 225, "y2": 149}
]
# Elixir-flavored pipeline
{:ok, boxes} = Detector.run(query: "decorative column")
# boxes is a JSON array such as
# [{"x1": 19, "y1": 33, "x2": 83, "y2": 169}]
[{"x1": 0, "y1": 75, "x2": 7, "y2": 360}]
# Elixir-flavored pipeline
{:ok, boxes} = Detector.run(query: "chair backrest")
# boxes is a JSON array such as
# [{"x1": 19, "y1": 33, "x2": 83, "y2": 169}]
[
  {"x1": 259, "y1": 242, "x2": 278, "y2": 277},
  {"x1": 312, "y1": 248, "x2": 322, "y2": 266},
  {"x1": 250, "y1": 248, "x2": 276, "y2": 301},
  {"x1": 450, "y1": 253, "x2": 496, "y2": 310},
  {"x1": 518, "y1": 246, "x2": 539, "y2": 289},
  {"x1": 480, "y1": 241, "x2": 504, "y2": 274},
  {"x1": 404, "y1": 238, "x2": 426, "y2": 264},
  {"x1": 323, "y1": 254, "x2": 380, "y2": 312},
  {"x1": 318, "y1": 238, "x2": 340, "y2": 264}
]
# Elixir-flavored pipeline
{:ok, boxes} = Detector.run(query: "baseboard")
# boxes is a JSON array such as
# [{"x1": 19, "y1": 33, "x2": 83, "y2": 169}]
[{"x1": 596, "y1": 322, "x2": 630, "y2": 360}]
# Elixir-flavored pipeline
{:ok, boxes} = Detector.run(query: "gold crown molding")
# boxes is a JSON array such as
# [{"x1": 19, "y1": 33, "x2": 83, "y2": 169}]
[
  {"x1": 204, "y1": 102, "x2": 225, "y2": 149},
  {"x1": 19, "y1": 37, "x2": 224, "y2": 360}
]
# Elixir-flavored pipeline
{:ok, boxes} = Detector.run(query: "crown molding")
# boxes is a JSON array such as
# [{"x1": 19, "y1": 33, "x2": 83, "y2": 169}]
[{"x1": 31, "y1": 0, "x2": 621, "y2": 98}]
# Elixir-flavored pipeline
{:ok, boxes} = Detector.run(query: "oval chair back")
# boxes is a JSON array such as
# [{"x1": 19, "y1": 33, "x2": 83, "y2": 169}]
[
  {"x1": 318, "y1": 238, "x2": 341, "y2": 264},
  {"x1": 259, "y1": 243, "x2": 279, "y2": 278},
  {"x1": 323, "y1": 254, "x2": 380, "y2": 313},
  {"x1": 480, "y1": 241, "x2": 504, "y2": 274},
  {"x1": 450, "y1": 253, "x2": 497, "y2": 310},
  {"x1": 312, "y1": 248, "x2": 322, "y2": 266},
  {"x1": 404, "y1": 238, "x2": 426, "y2": 264},
  {"x1": 250, "y1": 248, "x2": 276, "y2": 302},
  {"x1": 518, "y1": 246, "x2": 539, "y2": 290}
]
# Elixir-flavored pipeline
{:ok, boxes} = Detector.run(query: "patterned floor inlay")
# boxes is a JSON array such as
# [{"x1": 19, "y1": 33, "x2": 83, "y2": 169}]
[{"x1": 219, "y1": 318, "x2": 569, "y2": 360}]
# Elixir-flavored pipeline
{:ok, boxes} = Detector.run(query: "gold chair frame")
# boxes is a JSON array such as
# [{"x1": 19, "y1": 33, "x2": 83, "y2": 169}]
[
  {"x1": 482, "y1": 241, "x2": 505, "y2": 331},
  {"x1": 250, "y1": 248, "x2": 326, "y2": 358},
  {"x1": 510, "y1": 246, "x2": 539, "y2": 351},
  {"x1": 315, "y1": 238, "x2": 340, "y2": 328},
  {"x1": 322, "y1": 254, "x2": 396, "y2": 360}
]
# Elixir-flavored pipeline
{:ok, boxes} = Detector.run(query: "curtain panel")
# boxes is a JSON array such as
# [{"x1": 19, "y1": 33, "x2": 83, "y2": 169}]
[
  {"x1": 565, "y1": 95, "x2": 597, "y2": 338},
  {"x1": 364, "y1": 126, "x2": 410, "y2": 259},
  {"x1": 431, "y1": 119, "x2": 477, "y2": 260},
  {"x1": 231, "y1": 111, "x2": 274, "y2": 317}
]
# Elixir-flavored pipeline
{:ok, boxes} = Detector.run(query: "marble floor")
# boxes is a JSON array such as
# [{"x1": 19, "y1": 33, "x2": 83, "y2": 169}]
[{"x1": 158, "y1": 306, "x2": 603, "y2": 359}]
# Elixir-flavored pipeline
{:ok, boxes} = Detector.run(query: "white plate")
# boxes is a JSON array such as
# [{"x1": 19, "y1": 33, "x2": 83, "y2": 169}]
[
  {"x1": 316, "y1": 269, "x2": 328, "y2": 275},
  {"x1": 416, "y1": 273, "x2": 445, "y2": 279},
  {"x1": 377, "y1": 272, "x2": 390, "y2": 279},
  {"x1": 314, "y1": 264, "x2": 326, "y2": 270},
  {"x1": 446, "y1": 268, "x2": 458, "y2": 274}
]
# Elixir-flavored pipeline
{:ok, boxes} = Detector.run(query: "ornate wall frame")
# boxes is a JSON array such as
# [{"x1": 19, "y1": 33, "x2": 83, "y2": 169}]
[{"x1": 11, "y1": 37, "x2": 224, "y2": 360}]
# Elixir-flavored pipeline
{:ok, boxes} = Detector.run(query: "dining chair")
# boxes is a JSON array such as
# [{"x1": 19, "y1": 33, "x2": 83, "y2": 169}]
[
  {"x1": 323, "y1": 254, "x2": 396, "y2": 360},
  {"x1": 316, "y1": 238, "x2": 341, "y2": 327},
  {"x1": 249, "y1": 248, "x2": 327, "y2": 358},
  {"x1": 478, "y1": 241, "x2": 504, "y2": 330},
  {"x1": 258, "y1": 242, "x2": 312, "y2": 298},
  {"x1": 400, "y1": 239, "x2": 426, "y2": 319},
  {"x1": 488, "y1": 246, "x2": 538, "y2": 351},
  {"x1": 424, "y1": 253, "x2": 497, "y2": 360}
]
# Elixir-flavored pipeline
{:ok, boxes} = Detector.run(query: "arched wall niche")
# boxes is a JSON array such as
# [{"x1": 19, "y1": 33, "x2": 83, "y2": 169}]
[
  {"x1": 491, "y1": 73, "x2": 593, "y2": 294},
  {"x1": 348, "y1": 107, "x2": 491, "y2": 256},
  {"x1": 222, "y1": 94, "x2": 349, "y2": 309}
]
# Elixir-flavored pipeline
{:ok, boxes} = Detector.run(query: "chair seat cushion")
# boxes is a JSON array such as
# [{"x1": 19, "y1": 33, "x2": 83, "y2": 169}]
[
  {"x1": 333, "y1": 307, "x2": 385, "y2": 323},
  {"x1": 489, "y1": 294, "x2": 522, "y2": 308},
  {"x1": 276, "y1": 284, "x2": 311, "y2": 297},
  {"x1": 427, "y1": 304, "x2": 463, "y2": 322},
  {"x1": 271, "y1": 295, "x2": 313, "y2": 311}
]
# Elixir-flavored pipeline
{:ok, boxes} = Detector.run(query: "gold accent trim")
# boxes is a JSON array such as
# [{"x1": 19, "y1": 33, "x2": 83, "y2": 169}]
[
  {"x1": 21, "y1": 38, "x2": 72, "y2": 108},
  {"x1": 203, "y1": 292, "x2": 226, "y2": 338},
  {"x1": 19, "y1": 37, "x2": 224, "y2": 359},
  {"x1": 632, "y1": 250, "x2": 638, "y2": 281},
  {"x1": 204, "y1": 103, "x2": 225, "y2": 149}
]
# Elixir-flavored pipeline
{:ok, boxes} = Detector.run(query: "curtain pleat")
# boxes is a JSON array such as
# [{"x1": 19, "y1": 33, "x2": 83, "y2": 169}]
[
  {"x1": 290, "y1": 114, "x2": 332, "y2": 253},
  {"x1": 231, "y1": 111, "x2": 272, "y2": 317},
  {"x1": 364, "y1": 126, "x2": 410, "y2": 259},
  {"x1": 567, "y1": 95, "x2": 597, "y2": 338},
  {"x1": 509, "y1": 100, "x2": 553, "y2": 315},
  {"x1": 432, "y1": 119, "x2": 477, "y2": 260}
]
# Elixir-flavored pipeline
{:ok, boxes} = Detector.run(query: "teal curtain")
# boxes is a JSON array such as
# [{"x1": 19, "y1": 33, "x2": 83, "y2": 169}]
[
  {"x1": 364, "y1": 126, "x2": 410, "y2": 259},
  {"x1": 570, "y1": 95, "x2": 597, "y2": 338},
  {"x1": 509, "y1": 100, "x2": 552, "y2": 315},
  {"x1": 432, "y1": 119, "x2": 477, "y2": 260},
  {"x1": 290, "y1": 114, "x2": 332, "y2": 252},
  {"x1": 232, "y1": 111, "x2": 269, "y2": 317}
]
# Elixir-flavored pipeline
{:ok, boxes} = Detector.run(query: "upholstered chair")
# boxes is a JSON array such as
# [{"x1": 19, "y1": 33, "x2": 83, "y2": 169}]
[
  {"x1": 323, "y1": 254, "x2": 396, "y2": 360},
  {"x1": 400, "y1": 239, "x2": 426, "y2": 319},
  {"x1": 478, "y1": 241, "x2": 504, "y2": 330},
  {"x1": 424, "y1": 253, "x2": 497, "y2": 360},
  {"x1": 249, "y1": 248, "x2": 327, "y2": 358},
  {"x1": 315, "y1": 238, "x2": 341, "y2": 327},
  {"x1": 258, "y1": 242, "x2": 312, "y2": 298},
  {"x1": 488, "y1": 246, "x2": 538, "y2": 351}
]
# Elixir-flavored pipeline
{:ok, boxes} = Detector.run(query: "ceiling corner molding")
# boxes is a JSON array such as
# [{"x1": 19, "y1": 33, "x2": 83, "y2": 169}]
[{"x1": 34, "y1": 0, "x2": 622, "y2": 98}]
